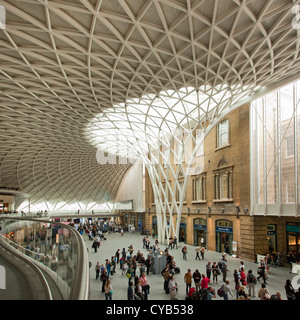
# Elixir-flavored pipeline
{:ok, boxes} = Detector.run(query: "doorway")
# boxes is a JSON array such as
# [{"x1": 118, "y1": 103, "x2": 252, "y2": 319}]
[{"x1": 215, "y1": 219, "x2": 233, "y2": 255}]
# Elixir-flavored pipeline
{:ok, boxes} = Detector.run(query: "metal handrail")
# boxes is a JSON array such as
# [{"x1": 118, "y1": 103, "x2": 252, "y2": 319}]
[{"x1": 0, "y1": 235, "x2": 53, "y2": 300}]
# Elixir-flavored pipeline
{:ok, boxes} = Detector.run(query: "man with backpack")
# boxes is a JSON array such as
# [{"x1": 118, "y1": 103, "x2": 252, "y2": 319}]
[
  {"x1": 246, "y1": 269, "x2": 257, "y2": 297},
  {"x1": 219, "y1": 257, "x2": 228, "y2": 282}
]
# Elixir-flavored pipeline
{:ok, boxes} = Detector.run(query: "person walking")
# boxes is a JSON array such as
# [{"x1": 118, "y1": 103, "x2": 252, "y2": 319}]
[
  {"x1": 239, "y1": 261, "x2": 245, "y2": 272},
  {"x1": 92, "y1": 238, "x2": 98, "y2": 253},
  {"x1": 195, "y1": 246, "x2": 201, "y2": 260},
  {"x1": 222, "y1": 280, "x2": 234, "y2": 300},
  {"x1": 200, "y1": 246, "x2": 205, "y2": 259},
  {"x1": 193, "y1": 269, "x2": 201, "y2": 292},
  {"x1": 106, "y1": 259, "x2": 111, "y2": 277},
  {"x1": 104, "y1": 279, "x2": 113, "y2": 300},
  {"x1": 206, "y1": 287, "x2": 216, "y2": 300},
  {"x1": 257, "y1": 259, "x2": 267, "y2": 284},
  {"x1": 115, "y1": 249, "x2": 120, "y2": 264},
  {"x1": 168, "y1": 275, "x2": 178, "y2": 300},
  {"x1": 168, "y1": 237, "x2": 173, "y2": 249},
  {"x1": 173, "y1": 236, "x2": 178, "y2": 249},
  {"x1": 127, "y1": 265, "x2": 133, "y2": 286},
  {"x1": 246, "y1": 269, "x2": 257, "y2": 297},
  {"x1": 220, "y1": 256, "x2": 228, "y2": 283},
  {"x1": 145, "y1": 256, "x2": 151, "y2": 275},
  {"x1": 200, "y1": 236, "x2": 205, "y2": 248},
  {"x1": 162, "y1": 267, "x2": 171, "y2": 293},
  {"x1": 101, "y1": 268, "x2": 109, "y2": 293},
  {"x1": 240, "y1": 267, "x2": 247, "y2": 286},
  {"x1": 206, "y1": 261, "x2": 212, "y2": 280},
  {"x1": 182, "y1": 246, "x2": 187, "y2": 260},
  {"x1": 127, "y1": 281, "x2": 135, "y2": 300},
  {"x1": 184, "y1": 269, "x2": 193, "y2": 295},
  {"x1": 121, "y1": 247, "x2": 126, "y2": 259},
  {"x1": 212, "y1": 262, "x2": 220, "y2": 284},
  {"x1": 140, "y1": 272, "x2": 149, "y2": 300},
  {"x1": 95, "y1": 261, "x2": 101, "y2": 280},
  {"x1": 233, "y1": 269, "x2": 240, "y2": 299},
  {"x1": 121, "y1": 258, "x2": 127, "y2": 274},
  {"x1": 134, "y1": 279, "x2": 144, "y2": 300},
  {"x1": 200, "y1": 273, "x2": 210, "y2": 290}
]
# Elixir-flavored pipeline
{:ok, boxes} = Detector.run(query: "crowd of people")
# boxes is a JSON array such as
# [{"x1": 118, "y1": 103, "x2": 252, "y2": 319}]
[
  {"x1": 82, "y1": 221, "x2": 300, "y2": 301},
  {"x1": 93, "y1": 244, "x2": 152, "y2": 300}
]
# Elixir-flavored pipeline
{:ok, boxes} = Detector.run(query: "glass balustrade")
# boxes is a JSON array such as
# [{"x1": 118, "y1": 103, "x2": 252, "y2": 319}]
[{"x1": 0, "y1": 218, "x2": 87, "y2": 299}]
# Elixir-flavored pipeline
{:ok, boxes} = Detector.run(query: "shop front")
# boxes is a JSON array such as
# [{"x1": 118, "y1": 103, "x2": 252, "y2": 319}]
[
  {"x1": 216, "y1": 219, "x2": 233, "y2": 255},
  {"x1": 286, "y1": 223, "x2": 300, "y2": 262},
  {"x1": 193, "y1": 218, "x2": 207, "y2": 247},
  {"x1": 152, "y1": 215, "x2": 157, "y2": 236},
  {"x1": 137, "y1": 213, "x2": 143, "y2": 231},
  {"x1": 179, "y1": 217, "x2": 187, "y2": 243},
  {"x1": 267, "y1": 224, "x2": 277, "y2": 253}
]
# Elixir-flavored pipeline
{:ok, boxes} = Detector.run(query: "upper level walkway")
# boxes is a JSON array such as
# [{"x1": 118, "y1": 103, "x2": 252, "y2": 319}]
[{"x1": 1, "y1": 211, "x2": 120, "y2": 220}]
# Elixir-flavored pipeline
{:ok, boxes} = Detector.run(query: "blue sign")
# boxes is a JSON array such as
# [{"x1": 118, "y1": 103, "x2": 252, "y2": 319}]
[
  {"x1": 216, "y1": 226, "x2": 233, "y2": 233},
  {"x1": 286, "y1": 225, "x2": 300, "y2": 233},
  {"x1": 194, "y1": 224, "x2": 206, "y2": 230}
]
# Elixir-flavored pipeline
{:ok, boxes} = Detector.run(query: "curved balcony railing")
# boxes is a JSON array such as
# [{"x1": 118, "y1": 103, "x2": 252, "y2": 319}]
[
  {"x1": 0, "y1": 210, "x2": 119, "y2": 219},
  {"x1": 0, "y1": 217, "x2": 89, "y2": 300}
]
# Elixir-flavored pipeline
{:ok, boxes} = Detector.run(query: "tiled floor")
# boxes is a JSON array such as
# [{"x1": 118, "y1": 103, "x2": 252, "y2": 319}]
[{"x1": 85, "y1": 230, "x2": 297, "y2": 300}]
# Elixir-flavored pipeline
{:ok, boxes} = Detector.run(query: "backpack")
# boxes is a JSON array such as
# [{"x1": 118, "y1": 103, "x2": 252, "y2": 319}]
[
  {"x1": 248, "y1": 273, "x2": 257, "y2": 284},
  {"x1": 217, "y1": 285, "x2": 225, "y2": 297},
  {"x1": 218, "y1": 261, "x2": 223, "y2": 269}
]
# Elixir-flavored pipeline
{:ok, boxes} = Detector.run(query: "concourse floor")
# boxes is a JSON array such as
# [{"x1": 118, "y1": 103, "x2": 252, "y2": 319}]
[{"x1": 85, "y1": 231, "x2": 296, "y2": 301}]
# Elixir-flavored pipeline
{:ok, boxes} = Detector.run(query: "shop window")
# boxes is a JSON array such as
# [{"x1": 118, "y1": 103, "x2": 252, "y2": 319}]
[
  {"x1": 217, "y1": 119, "x2": 229, "y2": 148},
  {"x1": 152, "y1": 215, "x2": 157, "y2": 235},
  {"x1": 215, "y1": 219, "x2": 233, "y2": 255},
  {"x1": 193, "y1": 218, "x2": 207, "y2": 246},
  {"x1": 267, "y1": 224, "x2": 277, "y2": 253},
  {"x1": 286, "y1": 223, "x2": 300, "y2": 262},
  {"x1": 179, "y1": 217, "x2": 187, "y2": 243}
]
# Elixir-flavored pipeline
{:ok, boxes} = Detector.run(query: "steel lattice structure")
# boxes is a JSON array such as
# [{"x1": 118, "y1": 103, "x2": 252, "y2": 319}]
[{"x1": 0, "y1": 1, "x2": 300, "y2": 236}]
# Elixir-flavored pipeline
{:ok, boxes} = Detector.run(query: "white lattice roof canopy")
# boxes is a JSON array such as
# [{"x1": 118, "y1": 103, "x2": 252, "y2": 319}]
[{"x1": 0, "y1": 0, "x2": 299, "y2": 211}]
